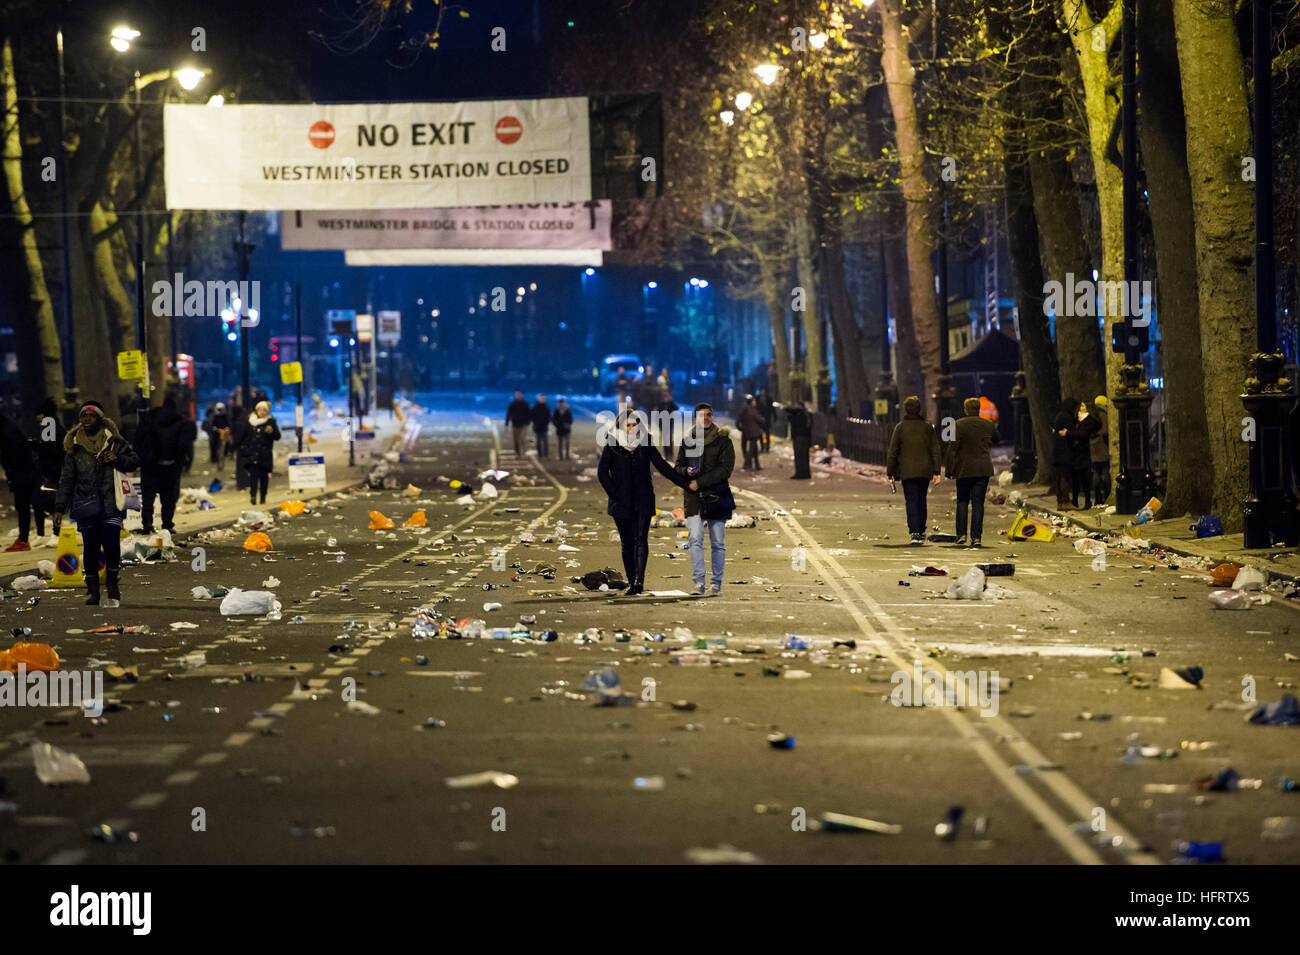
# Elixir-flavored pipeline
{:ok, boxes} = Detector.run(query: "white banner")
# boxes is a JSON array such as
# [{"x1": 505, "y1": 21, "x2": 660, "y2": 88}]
[
  {"x1": 164, "y1": 98, "x2": 592, "y2": 210},
  {"x1": 281, "y1": 202, "x2": 611, "y2": 251},
  {"x1": 343, "y1": 249, "x2": 604, "y2": 267}
]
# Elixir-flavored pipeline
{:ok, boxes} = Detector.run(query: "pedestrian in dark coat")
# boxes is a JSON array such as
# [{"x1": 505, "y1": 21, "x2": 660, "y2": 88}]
[
  {"x1": 138, "y1": 396, "x2": 192, "y2": 534},
  {"x1": 1069, "y1": 399, "x2": 1102, "y2": 509},
  {"x1": 1089, "y1": 396, "x2": 1111, "y2": 503},
  {"x1": 597, "y1": 410, "x2": 691, "y2": 595},
  {"x1": 52, "y1": 400, "x2": 140, "y2": 605},
  {"x1": 32, "y1": 396, "x2": 65, "y2": 489},
  {"x1": 757, "y1": 388, "x2": 774, "y2": 451},
  {"x1": 505, "y1": 391, "x2": 531, "y2": 456},
  {"x1": 786, "y1": 402, "x2": 813, "y2": 479},
  {"x1": 886, "y1": 396, "x2": 941, "y2": 542},
  {"x1": 0, "y1": 412, "x2": 43, "y2": 549},
  {"x1": 552, "y1": 399, "x2": 574, "y2": 460},
  {"x1": 738, "y1": 396, "x2": 765, "y2": 471},
  {"x1": 236, "y1": 401, "x2": 280, "y2": 505},
  {"x1": 945, "y1": 397, "x2": 1000, "y2": 547},
  {"x1": 530, "y1": 395, "x2": 552, "y2": 458},
  {"x1": 1051, "y1": 400, "x2": 1075, "y2": 508}
]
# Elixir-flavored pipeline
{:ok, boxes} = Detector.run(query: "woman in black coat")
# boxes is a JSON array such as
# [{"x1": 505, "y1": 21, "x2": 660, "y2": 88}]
[
  {"x1": 597, "y1": 410, "x2": 691, "y2": 595},
  {"x1": 235, "y1": 400, "x2": 281, "y2": 505}
]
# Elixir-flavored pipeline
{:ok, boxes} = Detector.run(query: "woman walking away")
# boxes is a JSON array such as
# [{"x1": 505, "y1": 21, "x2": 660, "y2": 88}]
[
  {"x1": 886, "y1": 396, "x2": 941, "y2": 543},
  {"x1": 1070, "y1": 399, "x2": 1102, "y2": 509},
  {"x1": 238, "y1": 401, "x2": 281, "y2": 505},
  {"x1": 0, "y1": 412, "x2": 43, "y2": 551},
  {"x1": 946, "y1": 397, "x2": 1000, "y2": 548},
  {"x1": 597, "y1": 410, "x2": 690, "y2": 595},
  {"x1": 51, "y1": 401, "x2": 139, "y2": 607}
]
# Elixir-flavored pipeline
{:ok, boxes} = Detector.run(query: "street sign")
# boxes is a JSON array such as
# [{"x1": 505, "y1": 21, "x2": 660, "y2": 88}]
[
  {"x1": 874, "y1": 399, "x2": 890, "y2": 417},
  {"x1": 377, "y1": 310, "x2": 401, "y2": 344},
  {"x1": 325, "y1": 309, "x2": 356, "y2": 324},
  {"x1": 354, "y1": 429, "x2": 376, "y2": 462},
  {"x1": 280, "y1": 361, "x2": 303, "y2": 384},
  {"x1": 288, "y1": 455, "x2": 327, "y2": 490},
  {"x1": 116, "y1": 349, "x2": 145, "y2": 380},
  {"x1": 355, "y1": 313, "x2": 374, "y2": 343}
]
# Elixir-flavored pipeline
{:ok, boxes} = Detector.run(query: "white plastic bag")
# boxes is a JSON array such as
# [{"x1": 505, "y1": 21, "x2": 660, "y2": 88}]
[
  {"x1": 997, "y1": 470, "x2": 1013, "y2": 487},
  {"x1": 31, "y1": 741, "x2": 90, "y2": 784},
  {"x1": 1232, "y1": 566, "x2": 1267, "y2": 592},
  {"x1": 192, "y1": 585, "x2": 213, "y2": 600},
  {"x1": 1073, "y1": 538, "x2": 1106, "y2": 556},
  {"x1": 219, "y1": 588, "x2": 282, "y2": 616},
  {"x1": 238, "y1": 510, "x2": 274, "y2": 529},
  {"x1": 945, "y1": 566, "x2": 986, "y2": 600},
  {"x1": 11, "y1": 575, "x2": 47, "y2": 591},
  {"x1": 37, "y1": 560, "x2": 55, "y2": 579},
  {"x1": 479, "y1": 482, "x2": 499, "y2": 499},
  {"x1": 1209, "y1": 589, "x2": 1252, "y2": 610}
]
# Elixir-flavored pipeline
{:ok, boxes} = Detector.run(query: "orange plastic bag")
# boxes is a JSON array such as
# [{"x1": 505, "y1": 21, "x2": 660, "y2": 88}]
[
  {"x1": 0, "y1": 642, "x2": 60, "y2": 672},
  {"x1": 1209, "y1": 563, "x2": 1239, "y2": 587},
  {"x1": 243, "y1": 532, "x2": 273, "y2": 552},
  {"x1": 403, "y1": 510, "x2": 427, "y2": 527},
  {"x1": 369, "y1": 510, "x2": 395, "y2": 530},
  {"x1": 280, "y1": 500, "x2": 307, "y2": 515}
]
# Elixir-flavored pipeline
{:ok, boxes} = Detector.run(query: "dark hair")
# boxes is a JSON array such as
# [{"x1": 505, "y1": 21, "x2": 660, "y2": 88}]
[
  {"x1": 694, "y1": 402, "x2": 713, "y2": 413},
  {"x1": 903, "y1": 396, "x2": 923, "y2": 418},
  {"x1": 963, "y1": 397, "x2": 981, "y2": 416}
]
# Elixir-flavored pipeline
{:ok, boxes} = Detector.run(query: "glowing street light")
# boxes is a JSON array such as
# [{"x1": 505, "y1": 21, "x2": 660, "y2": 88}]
[
  {"x1": 752, "y1": 64, "x2": 780, "y2": 85},
  {"x1": 719, "y1": 110, "x2": 735, "y2": 126},
  {"x1": 734, "y1": 91, "x2": 753, "y2": 111},
  {"x1": 647, "y1": 281, "x2": 658, "y2": 289},
  {"x1": 585, "y1": 267, "x2": 596, "y2": 276},
  {"x1": 110, "y1": 25, "x2": 140, "y2": 53},
  {"x1": 207, "y1": 94, "x2": 225, "y2": 107},
  {"x1": 809, "y1": 31, "x2": 829, "y2": 49},
  {"x1": 175, "y1": 67, "x2": 205, "y2": 90}
]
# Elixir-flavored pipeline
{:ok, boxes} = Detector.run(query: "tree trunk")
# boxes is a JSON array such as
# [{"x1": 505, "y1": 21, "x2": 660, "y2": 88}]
[
  {"x1": 1, "y1": 38, "x2": 64, "y2": 403},
  {"x1": 1059, "y1": 0, "x2": 1125, "y2": 495},
  {"x1": 1006, "y1": 131, "x2": 1063, "y2": 485},
  {"x1": 1138, "y1": 0, "x2": 1213, "y2": 517},
  {"x1": 1170, "y1": 0, "x2": 1254, "y2": 528},
  {"x1": 760, "y1": 258, "x2": 793, "y2": 404},
  {"x1": 793, "y1": 205, "x2": 826, "y2": 411},
  {"x1": 820, "y1": 241, "x2": 871, "y2": 418},
  {"x1": 880, "y1": 0, "x2": 941, "y2": 413},
  {"x1": 89, "y1": 203, "x2": 138, "y2": 411}
]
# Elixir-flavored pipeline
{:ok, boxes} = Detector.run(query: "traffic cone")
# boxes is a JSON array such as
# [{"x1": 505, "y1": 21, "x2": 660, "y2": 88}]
[
  {"x1": 403, "y1": 510, "x2": 426, "y2": 527},
  {"x1": 50, "y1": 525, "x2": 104, "y2": 588},
  {"x1": 1008, "y1": 511, "x2": 1055, "y2": 542}
]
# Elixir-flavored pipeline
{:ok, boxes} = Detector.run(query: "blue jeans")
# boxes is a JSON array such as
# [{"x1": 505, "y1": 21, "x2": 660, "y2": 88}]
[{"x1": 686, "y1": 514, "x2": 726, "y2": 588}]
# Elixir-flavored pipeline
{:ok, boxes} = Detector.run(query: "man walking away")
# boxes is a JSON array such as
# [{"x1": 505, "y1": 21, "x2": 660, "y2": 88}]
[
  {"x1": 946, "y1": 397, "x2": 999, "y2": 547},
  {"x1": 506, "y1": 391, "x2": 531, "y2": 456},
  {"x1": 530, "y1": 394, "x2": 552, "y2": 458},
  {"x1": 1089, "y1": 396, "x2": 1110, "y2": 504},
  {"x1": 1051, "y1": 400, "x2": 1075, "y2": 509},
  {"x1": 552, "y1": 398, "x2": 573, "y2": 460},
  {"x1": 787, "y1": 401, "x2": 813, "y2": 479},
  {"x1": 0, "y1": 412, "x2": 43, "y2": 551},
  {"x1": 675, "y1": 403, "x2": 736, "y2": 596},
  {"x1": 738, "y1": 395, "x2": 765, "y2": 471},
  {"x1": 886, "y1": 396, "x2": 941, "y2": 543},
  {"x1": 139, "y1": 397, "x2": 189, "y2": 535}
]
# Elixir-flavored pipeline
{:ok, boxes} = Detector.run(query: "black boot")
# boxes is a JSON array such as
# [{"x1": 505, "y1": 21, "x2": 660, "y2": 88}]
[
  {"x1": 85, "y1": 579, "x2": 100, "y2": 606},
  {"x1": 106, "y1": 570, "x2": 120, "y2": 602}
]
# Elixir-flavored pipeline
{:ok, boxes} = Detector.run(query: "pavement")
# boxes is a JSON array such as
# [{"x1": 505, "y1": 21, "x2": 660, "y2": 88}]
[{"x1": 0, "y1": 394, "x2": 1298, "y2": 866}]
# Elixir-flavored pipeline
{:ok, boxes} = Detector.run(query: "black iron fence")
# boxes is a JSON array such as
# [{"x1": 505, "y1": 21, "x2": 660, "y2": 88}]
[{"x1": 812, "y1": 412, "x2": 889, "y2": 467}]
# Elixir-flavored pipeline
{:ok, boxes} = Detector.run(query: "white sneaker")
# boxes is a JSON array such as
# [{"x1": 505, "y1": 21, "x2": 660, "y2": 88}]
[{"x1": 691, "y1": 583, "x2": 707, "y2": 596}]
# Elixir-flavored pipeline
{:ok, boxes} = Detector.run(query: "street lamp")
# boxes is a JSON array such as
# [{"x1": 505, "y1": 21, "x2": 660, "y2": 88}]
[
  {"x1": 734, "y1": 91, "x2": 753, "y2": 111},
  {"x1": 753, "y1": 64, "x2": 780, "y2": 85},
  {"x1": 719, "y1": 109, "x2": 735, "y2": 126},
  {"x1": 109, "y1": 26, "x2": 139, "y2": 52}
]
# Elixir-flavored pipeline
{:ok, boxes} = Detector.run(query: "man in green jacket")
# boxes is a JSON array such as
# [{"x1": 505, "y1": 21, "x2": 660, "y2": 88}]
[
  {"x1": 945, "y1": 397, "x2": 1000, "y2": 547},
  {"x1": 675, "y1": 403, "x2": 736, "y2": 596},
  {"x1": 886, "y1": 396, "x2": 941, "y2": 543}
]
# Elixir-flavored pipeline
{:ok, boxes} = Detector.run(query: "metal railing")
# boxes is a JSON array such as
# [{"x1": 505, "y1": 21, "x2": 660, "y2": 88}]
[{"x1": 813, "y1": 412, "x2": 889, "y2": 467}]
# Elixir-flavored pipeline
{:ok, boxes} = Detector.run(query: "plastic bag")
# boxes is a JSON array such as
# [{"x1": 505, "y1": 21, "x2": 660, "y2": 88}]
[
  {"x1": 945, "y1": 566, "x2": 986, "y2": 600},
  {"x1": 368, "y1": 510, "x2": 395, "y2": 529},
  {"x1": 243, "y1": 532, "x2": 273, "y2": 553},
  {"x1": 1209, "y1": 589, "x2": 1252, "y2": 610},
  {"x1": 1194, "y1": 515, "x2": 1223, "y2": 538},
  {"x1": 280, "y1": 500, "x2": 307, "y2": 515},
  {"x1": 403, "y1": 510, "x2": 427, "y2": 527},
  {"x1": 997, "y1": 470, "x2": 1013, "y2": 487},
  {"x1": 238, "y1": 509, "x2": 274, "y2": 529},
  {"x1": 219, "y1": 588, "x2": 282, "y2": 616},
  {"x1": 1232, "y1": 566, "x2": 1266, "y2": 592},
  {"x1": 192, "y1": 585, "x2": 214, "y2": 599},
  {"x1": 0, "y1": 642, "x2": 60, "y2": 672},
  {"x1": 1209, "y1": 563, "x2": 1239, "y2": 587},
  {"x1": 1074, "y1": 538, "x2": 1106, "y2": 556},
  {"x1": 479, "y1": 482, "x2": 499, "y2": 499},
  {"x1": 31, "y1": 740, "x2": 90, "y2": 784}
]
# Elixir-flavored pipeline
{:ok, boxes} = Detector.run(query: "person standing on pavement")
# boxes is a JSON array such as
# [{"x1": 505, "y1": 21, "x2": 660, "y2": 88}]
[
  {"x1": 505, "y1": 390, "x2": 531, "y2": 457},
  {"x1": 553, "y1": 398, "x2": 574, "y2": 460},
  {"x1": 530, "y1": 394, "x2": 552, "y2": 458},
  {"x1": 757, "y1": 387, "x2": 774, "y2": 452},
  {"x1": 1070, "y1": 399, "x2": 1101, "y2": 509},
  {"x1": 52, "y1": 401, "x2": 139, "y2": 606},
  {"x1": 1089, "y1": 396, "x2": 1110, "y2": 504},
  {"x1": 945, "y1": 397, "x2": 1000, "y2": 548},
  {"x1": 0, "y1": 412, "x2": 43, "y2": 551},
  {"x1": 33, "y1": 397, "x2": 65, "y2": 490},
  {"x1": 738, "y1": 395, "x2": 765, "y2": 471},
  {"x1": 138, "y1": 397, "x2": 191, "y2": 536},
  {"x1": 675, "y1": 402, "x2": 736, "y2": 596},
  {"x1": 598, "y1": 410, "x2": 691, "y2": 596},
  {"x1": 204, "y1": 402, "x2": 233, "y2": 474},
  {"x1": 237, "y1": 401, "x2": 280, "y2": 506},
  {"x1": 786, "y1": 400, "x2": 813, "y2": 479},
  {"x1": 1051, "y1": 399, "x2": 1076, "y2": 509},
  {"x1": 886, "y1": 396, "x2": 941, "y2": 544}
]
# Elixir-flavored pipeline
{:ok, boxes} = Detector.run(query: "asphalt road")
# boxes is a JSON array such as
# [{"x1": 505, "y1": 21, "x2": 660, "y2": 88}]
[{"x1": 1, "y1": 394, "x2": 1298, "y2": 865}]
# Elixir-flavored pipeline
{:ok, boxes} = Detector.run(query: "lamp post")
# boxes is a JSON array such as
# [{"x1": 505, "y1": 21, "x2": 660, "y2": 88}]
[{"x1": 55, "y1": 27, "x2": 77, "y2": 425}]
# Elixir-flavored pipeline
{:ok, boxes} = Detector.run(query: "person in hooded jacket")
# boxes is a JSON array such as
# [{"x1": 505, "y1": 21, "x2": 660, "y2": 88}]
[
  {"x1": 597, "y1": 409, "x2": 691, "y2": 595},
  {"x1": 138, "y1": 396, "x2": 194, "y2": 534},
  {"x1": 886, "y1": 396, "x2": 942, "y2": 543},
  {"x1": 0, "y1": 411, "x2": 43, "y2": 550},
  {"x1": 236, "y1": 400, "x2": 281, "y2": 505},
  {"x1": 52, "y1": 400, "x2": 140, "y2": 606}
]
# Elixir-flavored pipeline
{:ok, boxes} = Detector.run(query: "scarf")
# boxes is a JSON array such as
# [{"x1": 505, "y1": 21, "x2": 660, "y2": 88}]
[
  {"x1": 69, "y1": 418, "x2": 119, "y2": 458},
  {"x1": 248, "y1": 412, "x2": 270, "y2": 428},
  {"x1": 689, "y1": 423, "x2": 718, "y2": 446},
  {"x1": 614, "y1": 420, "x2": 646, "y2": 450}
]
